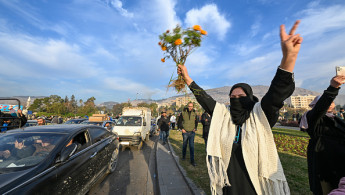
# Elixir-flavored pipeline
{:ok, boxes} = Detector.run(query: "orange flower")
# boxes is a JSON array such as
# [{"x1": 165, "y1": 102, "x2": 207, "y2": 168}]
[
  {"x1": 158, "y1": 42, "x2": 162, "y2": 46},
  {"x1": 201, "y1": 30, "x2": 207, "y2": 35},
  {"x1": 193, "y1": 25, "x2": 202, "y2": 31},
  {"x1": 174, "y1": 39, "x2": 182, "y2": 45},
  {"x1": 161, "y1": 58, "x2": 165, "y2": 63},
  {"x1": 161, "y1": 46, "x2": 167, "y2": 51}
]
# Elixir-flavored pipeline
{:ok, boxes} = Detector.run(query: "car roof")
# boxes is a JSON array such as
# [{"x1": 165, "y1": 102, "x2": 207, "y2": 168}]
[{"x1": 5, "y1": 124, "x2": 101, "y2": 134}]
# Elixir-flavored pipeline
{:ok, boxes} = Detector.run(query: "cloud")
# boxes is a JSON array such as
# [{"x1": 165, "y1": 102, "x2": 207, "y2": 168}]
[
  {"x1": 103, "y1": 76, "x2": 161, "y2": 99},
  {"x1": 0, "y1": 31, "x2": 102, "y2": 79},
  {"x1": 108, "y1": 0, "x2": 134, "y2": 18},
  {"x1": 184, "y1": 4, "x2": 231, "y2": 40},
  {"x1": 134, "y1": 0, "x2": 181, "y2": 33},
  {"x1": 298, "y1": 4, "x2": 345, "y2": 38}
]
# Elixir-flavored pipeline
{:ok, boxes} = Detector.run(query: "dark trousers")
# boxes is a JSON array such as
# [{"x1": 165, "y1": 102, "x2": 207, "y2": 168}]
[
  {"x1": 171, "y1": 122, "x2": 176, "y2": 129},
  {"x1": 203, "y1": 137, "x2": 208, "y2": 151},
  {"x1": 161, "y1": 130, "x2": 169, "y2": 142},
  {"x1": 182, "y1": 131, "x2": 195, "y2": 163}
]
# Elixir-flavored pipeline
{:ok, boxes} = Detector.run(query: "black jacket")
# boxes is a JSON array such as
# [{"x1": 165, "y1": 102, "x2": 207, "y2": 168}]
[
  {"x1": 306, "y1": 86, "x2": 345, "y2": 194},
  {"x1": 201, "y1": 112, "x2": 211, "y2": 138},
  {"x1": 158, "y1": 116, "x2": 170, "y2": 131}
]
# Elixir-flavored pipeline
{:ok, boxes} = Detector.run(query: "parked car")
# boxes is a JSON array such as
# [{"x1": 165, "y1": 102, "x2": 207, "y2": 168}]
[
  {"x1": 64, "y1": 118, "x2": 88, "y2": 124},
  {"x1": 0, "y1": 124, "x2": 119, "y2": 194},
  {"x1": 80, "y1": 120, "x2": 115, "y2": 129},
  {"x1": 23, "y1": 120, "x2": 38, "y2": 127}
]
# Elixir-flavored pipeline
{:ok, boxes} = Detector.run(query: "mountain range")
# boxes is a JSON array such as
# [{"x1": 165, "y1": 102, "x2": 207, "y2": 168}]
[{"x1": 2, "y1": 85, "x2": 345, "y2": 108}]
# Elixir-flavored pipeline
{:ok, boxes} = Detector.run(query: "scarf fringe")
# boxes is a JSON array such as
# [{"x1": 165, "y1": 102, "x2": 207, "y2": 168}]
[
  {"x1": 259, "y1": 177, "x2": 290, "y2": 195},
  {"x1": 207, "y1": 155, "x2": 230, "y2": 195}
]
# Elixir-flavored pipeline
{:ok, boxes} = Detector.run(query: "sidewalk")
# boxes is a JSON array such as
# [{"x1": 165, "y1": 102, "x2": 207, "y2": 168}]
[{"x1": 156, "y1": 140, "x2": 205, "y2": 195}]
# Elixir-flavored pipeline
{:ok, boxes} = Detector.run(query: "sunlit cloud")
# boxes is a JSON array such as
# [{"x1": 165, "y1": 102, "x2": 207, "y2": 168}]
[{"x1": 184, "y1": 4, "x2": 231, "y2": 40}]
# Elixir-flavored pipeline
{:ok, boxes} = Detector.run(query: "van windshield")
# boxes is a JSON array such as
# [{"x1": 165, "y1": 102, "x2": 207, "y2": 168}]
[{"x1": 116, "y1": 116, "x2": 142, "y2": 126}]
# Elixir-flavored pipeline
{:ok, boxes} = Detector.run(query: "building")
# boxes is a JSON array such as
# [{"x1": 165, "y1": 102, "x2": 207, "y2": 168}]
[
  {"x1": 290, "y1": 95, "x2": 316, "y2": 109},
  {"x1": 175, "y1": 96, "x2": 199, "y2": 108}
]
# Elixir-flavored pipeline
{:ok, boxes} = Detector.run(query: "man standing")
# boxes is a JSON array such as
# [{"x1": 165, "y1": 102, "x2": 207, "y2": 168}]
[
  {"x1": 201, "y1": 110, "x2": 211, "y2": 149},
  {"x1": 170, "y1": 114, "x2": 176, "y2": 130},
  {"x1": 158, "y1": 111, "x2": 170, "y2": 144},
  {"x1": 178, "y1": 102, "x2": 198, "y2": 166}
]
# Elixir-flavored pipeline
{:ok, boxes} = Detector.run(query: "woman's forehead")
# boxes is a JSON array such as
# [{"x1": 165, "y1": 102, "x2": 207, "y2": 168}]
[{"x1": 230, "y1": 87, "x2": 246, "y2": 95}]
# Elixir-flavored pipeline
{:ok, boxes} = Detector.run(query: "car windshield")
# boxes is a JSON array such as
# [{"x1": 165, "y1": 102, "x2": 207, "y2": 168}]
[
  {"x1": 116, "y1": 116, "x2": 142, "y2": 126},
  {"x1": 23, "y1": 121, "x2": 37, "y2": 127},
  {"x1": 80, "y1": 121, "x2": 103, "y2": 126},
  {"x1": 0, "y1": 133, "x2": 64, "y2": 172},
  {"x1": 65, "y1": 120, "x2": 83, "y2": 124}
]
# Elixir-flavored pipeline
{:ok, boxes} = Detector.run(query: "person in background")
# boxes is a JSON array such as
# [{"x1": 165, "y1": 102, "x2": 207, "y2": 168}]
[
  {"x1": 37, "y1": 117, "x2": 46, "y2": 126},
  {"x1": 0, "y1": 109, "x2": 27, "y2": 132},
  {"x1": 178, "y1": 102, "x2": 198, "y2": 166},
  {"x1": 158, "y1": 111, "x2": 170, "y2": 145},
  {"x1": 337, "y1": 108, "x2": 345, "y2": 120},
  {"x1": 201, "y1": 110, "x2": 211, "y2": 149},
  {"x1": 170, "y1": 114, "x2": 176, "y2": 130},
  {"x1": 300, "y1": 76, "x2": 345, "y2": 195}
]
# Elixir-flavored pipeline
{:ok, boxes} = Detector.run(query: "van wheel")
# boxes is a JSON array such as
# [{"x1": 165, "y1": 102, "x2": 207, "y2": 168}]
[
  {"x1": 137, "y1": 140, "x2": 143, "y2": 150},
  {"x1": 108, "y1": 147, "x2": 119, "y2": 173}
]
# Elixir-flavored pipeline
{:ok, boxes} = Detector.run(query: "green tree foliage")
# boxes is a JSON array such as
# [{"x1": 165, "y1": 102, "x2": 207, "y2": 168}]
[
  {"x1": 28, "y1": 95, "x2": 98, "y2": 117},
  {"x1": 112, "y1": 102, "x2": 132, "y2": 116}
]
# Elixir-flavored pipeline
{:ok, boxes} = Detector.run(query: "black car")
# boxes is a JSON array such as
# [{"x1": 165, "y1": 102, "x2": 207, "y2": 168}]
[
  {"x1": 64, "y1": 118, "x2": 88, "y2": 124},
  {"x1": 0, "y1": 124, "x2": 119, "y2": 194}
]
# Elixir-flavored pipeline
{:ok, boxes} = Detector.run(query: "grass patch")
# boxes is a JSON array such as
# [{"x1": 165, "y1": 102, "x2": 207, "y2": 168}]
[
  {"x1": 272, "y1": 127, "x2": 310, "y2": 138},
  {"x1": 168, "y1": 124, "x2": 311, "y2": 194}
]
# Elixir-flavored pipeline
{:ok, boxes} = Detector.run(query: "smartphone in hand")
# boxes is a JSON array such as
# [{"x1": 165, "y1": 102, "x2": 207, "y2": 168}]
[{"x1": 336, "y1": 66, "x2": 345, "y2": 76}]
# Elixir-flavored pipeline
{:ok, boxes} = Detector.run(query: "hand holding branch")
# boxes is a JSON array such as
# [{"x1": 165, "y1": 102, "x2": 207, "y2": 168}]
[{"x1": 177, "y1": 64, "x2": 193, "y2": 86}]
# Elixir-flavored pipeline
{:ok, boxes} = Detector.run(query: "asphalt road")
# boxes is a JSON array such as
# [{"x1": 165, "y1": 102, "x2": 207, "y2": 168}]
[{"x1": 89, "y1": 135, "x2": 158, "y2": 195}]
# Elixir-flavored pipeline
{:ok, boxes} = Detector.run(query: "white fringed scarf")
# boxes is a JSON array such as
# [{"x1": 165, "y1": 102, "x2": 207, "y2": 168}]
[{"x1": 206, "y1": 102, "x2": 290, "y2": 195}]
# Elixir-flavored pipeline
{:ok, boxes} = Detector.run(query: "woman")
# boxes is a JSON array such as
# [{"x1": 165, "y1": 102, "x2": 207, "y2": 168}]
[
  {"x1": 178, "y1": 20, "x2": 303, "y2": 195},
  {"x1": 301, "y1": 76, "x2": 345, "y2": 195}
]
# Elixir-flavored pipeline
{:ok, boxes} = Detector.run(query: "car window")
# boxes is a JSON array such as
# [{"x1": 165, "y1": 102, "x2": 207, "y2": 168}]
[
  {"x1": 89, "y1": 127, "x2": 111, "y2": 143},
  {"x1": 68, "y1": 130, "x2": 91, "y2": 154},
  {"x1": 0, "y1": 133, "x2": 64, "y2": 172}
]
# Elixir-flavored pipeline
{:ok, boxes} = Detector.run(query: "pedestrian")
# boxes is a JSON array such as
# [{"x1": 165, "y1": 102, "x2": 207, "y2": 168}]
[
  {"x1": 178, "y1": 102, "x2": 198, "y2": 166},
  {"x1": 156, "y1": 113, "x2": 162, "y2": 140},
  {"x1": 170, "y1": 114, "x2": 176, "y2": 130},
  {"x1": 37, "y1": 117, "x2": 46, "y2": 126},
  {"x1": 178, "y1": 20, "x2": 302, "y2": 194},
  {"x1": 337, "y1": 108, "x2": 345, "y2": 120},
  {"x1": 201, "y1": 110, "x2": 211, "y2": 149},
  {"x1": 299, "y1": 76, "x2": 345, "y2": 195},
  {"x1": 158, "y1": 111, "x2": 170, "y2": 145}
]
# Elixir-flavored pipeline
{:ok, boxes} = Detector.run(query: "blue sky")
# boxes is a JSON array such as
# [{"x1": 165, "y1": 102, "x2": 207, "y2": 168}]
[{"x1": 1, "y1": 0, "x2": 345, "y2": 103}]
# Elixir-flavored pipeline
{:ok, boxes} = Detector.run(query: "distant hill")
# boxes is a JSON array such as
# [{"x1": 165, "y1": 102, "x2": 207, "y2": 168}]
[
  {"x1": 97, "y1": 101, "x2": 119, "y2": 109},
  {"x1": 0, "y1": 96, "x2": 45, "y2": 108},
  {"x1": 155, "y1": 85, "x2": 345, "y2": 106}
]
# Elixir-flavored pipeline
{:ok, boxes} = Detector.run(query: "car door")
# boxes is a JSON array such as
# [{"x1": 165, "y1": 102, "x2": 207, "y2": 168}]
[
  {"x1": 88, "y1": 127, "x2": 114, "y2": 177},
  {"x1": 54, "y1": 130, "x2": 96, "y2": 195}
]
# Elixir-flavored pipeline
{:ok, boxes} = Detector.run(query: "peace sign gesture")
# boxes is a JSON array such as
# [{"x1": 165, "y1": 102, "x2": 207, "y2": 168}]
[
  {"x1": 280, "y1": 20, "x2": 303, "y2": 58},
  {"x1": 279, "y1": 20, "x2": 303, "y2": 72}
]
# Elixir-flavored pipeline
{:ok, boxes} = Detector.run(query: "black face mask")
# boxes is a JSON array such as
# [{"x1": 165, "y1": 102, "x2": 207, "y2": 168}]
[{"x1": 230, "y1": 97, "x2": 256, "y2": 125}]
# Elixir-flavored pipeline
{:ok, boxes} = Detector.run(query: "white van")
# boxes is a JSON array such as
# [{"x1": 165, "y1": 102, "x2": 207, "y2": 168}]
[{"x1": 112, "y1": 107, "x2": 151, "y2": 149}]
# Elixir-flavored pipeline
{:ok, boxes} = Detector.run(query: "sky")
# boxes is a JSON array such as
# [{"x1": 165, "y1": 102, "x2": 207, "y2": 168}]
[{"x1": 1, "y1": 0, "x2": 345, "y2": 104}]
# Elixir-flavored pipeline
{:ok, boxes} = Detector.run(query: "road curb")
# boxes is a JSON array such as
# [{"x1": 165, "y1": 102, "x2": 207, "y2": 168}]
[{"x1": 167, "y1": 139, "x2": 206, "y2": 195}]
